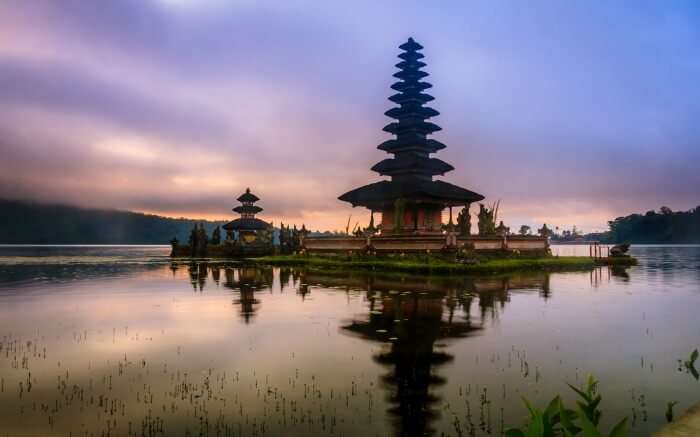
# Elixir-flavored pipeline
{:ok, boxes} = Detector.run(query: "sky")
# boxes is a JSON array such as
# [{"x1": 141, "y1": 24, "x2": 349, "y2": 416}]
[{"x1": 0, "y1": 0, "x2": 698, "y2": 233}]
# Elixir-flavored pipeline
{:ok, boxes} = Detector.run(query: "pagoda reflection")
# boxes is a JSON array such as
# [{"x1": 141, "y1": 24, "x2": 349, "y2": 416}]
[
  {"x1": 187, "y1": 261, "x2": 209, "y2": 292},
  {"x1": 298, "y1": 270, "x2": 550, "y2": 437},
  {"x1": 222, "y1": 266, "x2": 273, "y2": 324},
  {"x1": 345, "y1": 290, "x2": 479, "y2": 436},
  {"x1": 168, "y1": 264, "x2": 551, "y2": 435}
]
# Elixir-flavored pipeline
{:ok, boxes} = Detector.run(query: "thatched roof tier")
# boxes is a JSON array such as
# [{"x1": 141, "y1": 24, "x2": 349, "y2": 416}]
[
  {"x1": 339, "y1": 179, "x2": 484, "y2": 210},
  {"x1": 371, "y1": 156, "x2": 453, "y2": 177},
  {"x1": 382, "y1": 121, "x2": 442, "y2": 136},
  {"x1": 377, "y1": 138, "x2": 446, "y2": 154},
  {"x1": 390, "y1": 81, "x2": 432, "y2": 93},
  {"x1": 222, "y1": 218, "x2": 270, "y2": 231},
  {"x1": 233, "y1": 204, "x2": 263, "y2": 214},
  {"x1": 388, "y1": 93, "x2": 434, "y2": 106},
  {"x1": 237, "y1": 188, "x2": 259, "y2": 203},
  {"x1": 384, "y1": 106, "x2": 439, "y2": 119}
]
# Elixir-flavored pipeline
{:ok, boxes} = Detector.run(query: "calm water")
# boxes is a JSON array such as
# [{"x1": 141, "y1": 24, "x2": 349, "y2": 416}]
[{"x1": 0, "y1": 245, "x2": 699, "y2": 436}]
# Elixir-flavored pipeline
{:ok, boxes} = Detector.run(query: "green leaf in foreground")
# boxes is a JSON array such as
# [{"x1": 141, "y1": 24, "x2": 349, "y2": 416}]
[
  {"x1": 508, "y1": 376, "x2": 628, "y2": 437},
  {"x1": 608, "y1": 417, "x2": 629, "y2": 437}
]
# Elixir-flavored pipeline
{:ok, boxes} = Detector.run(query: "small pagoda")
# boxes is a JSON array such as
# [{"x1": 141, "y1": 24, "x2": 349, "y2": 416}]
[
  {"x1": 223, "y1": 188, "x2": 270, "y2": 242},
  {"x1": 339, "y1": 38, "x2": 484, "y2": 234}
]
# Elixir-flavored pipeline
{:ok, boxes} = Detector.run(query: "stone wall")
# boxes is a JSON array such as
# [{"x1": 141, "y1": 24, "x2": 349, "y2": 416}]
[
  {"x1": 303, "y1": 234, "x2": 548, "y2": 254},
  {"x1": 302, "y1": 237, "x2": 368, "y2": 252},
  {"x1": 372, "y1": 235, "x2": 448, "y2": 253},
  {"x1": 171, "y1": 243, "x2": 274, "y2": 258}
]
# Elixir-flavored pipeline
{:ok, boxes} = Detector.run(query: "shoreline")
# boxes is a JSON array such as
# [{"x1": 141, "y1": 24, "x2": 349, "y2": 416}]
[{"x1": 246, "y1": 254, "x2": 637, "y2": 275}]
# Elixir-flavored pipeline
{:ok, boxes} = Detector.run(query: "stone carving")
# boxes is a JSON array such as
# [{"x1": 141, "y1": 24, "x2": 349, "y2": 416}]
[
  {"x1": 456, "y1": 206, "x2": 471, "y2": 236},
  {"x1": 477, "y1": 203, "x2": 497, "y2": 236}
]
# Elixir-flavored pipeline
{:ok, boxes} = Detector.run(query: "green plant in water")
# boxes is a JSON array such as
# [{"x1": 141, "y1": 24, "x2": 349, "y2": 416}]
[
  {"x1": 505, "y1": 376, "x2": 628, "y2": 437},
  {"x1": 665, "y1": 401, "x2": 678, "y2": 423},
  {"x1": 683, "y1": 349, "x2": 699, "y2": 380}
]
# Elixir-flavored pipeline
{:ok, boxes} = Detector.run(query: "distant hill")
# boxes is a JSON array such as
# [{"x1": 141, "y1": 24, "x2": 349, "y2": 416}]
[
  {"x1": 0, "y1": 199, "x2": 225, "y2": 244},
  {"x1": 2, "y1": 199, "x2": 698, "y2": 245},
  {"x1": 605, "y1": 206, "x2": 700, "y2": 244}
]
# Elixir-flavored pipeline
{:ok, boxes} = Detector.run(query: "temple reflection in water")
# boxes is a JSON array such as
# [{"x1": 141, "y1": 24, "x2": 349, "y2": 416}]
[
  {"x1": 307, "y1": 270, "x2": 550, "y2": 436},
  {"x1": 168, "y1": 263, "x2": 552, "y2": 436}
]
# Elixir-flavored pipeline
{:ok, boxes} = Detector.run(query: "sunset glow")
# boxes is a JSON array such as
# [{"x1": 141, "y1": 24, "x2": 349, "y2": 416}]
[{"x1": 1, "y1": 1, "x2": 698, "y2": 232}]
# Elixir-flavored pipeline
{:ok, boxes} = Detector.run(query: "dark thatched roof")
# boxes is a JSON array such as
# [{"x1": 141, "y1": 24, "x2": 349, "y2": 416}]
[
  {"x1": 233, "y1": 205, "x2": 263, "y2": 214},
  {"x1": 338, "y1": 179, "x2": 484, "y2": 210},
  {"x1": 371, "y1": 155, "x2": 454, "y2": 177},
  {"x1": 237, "y1": 188, "x2": 259, "y2": 203},
  {"x1": 222, "y1": 218, "x2": 270, "y2": 231}
]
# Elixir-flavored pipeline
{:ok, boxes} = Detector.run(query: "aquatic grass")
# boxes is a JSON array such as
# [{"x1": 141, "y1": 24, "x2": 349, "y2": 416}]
[
  {"x1": 683, "y1": 349, "x2": 698, "y2": 380},
  {"x1": 665, "y1": 401, "x2": 678, "y2": 423},
  {"x1": 505, "y1": 376, "x2": 629, "y2": 437},
  {"x1": 249, "y1": 254, "x2": 600, "y2": 275}
]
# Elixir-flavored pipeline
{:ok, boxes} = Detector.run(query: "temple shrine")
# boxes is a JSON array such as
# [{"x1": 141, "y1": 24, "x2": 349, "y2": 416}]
[
  {"x1": 339, "y1": 38, "x2": 484, "y2": 234},
  {"x1": 223, "y1": 188, "x2": 270, "y2": 242}
]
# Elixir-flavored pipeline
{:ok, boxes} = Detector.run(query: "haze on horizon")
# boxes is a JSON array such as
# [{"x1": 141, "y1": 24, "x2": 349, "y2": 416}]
[{"x1": 0, "y1": 0, "x2": 698, "y2": 233}]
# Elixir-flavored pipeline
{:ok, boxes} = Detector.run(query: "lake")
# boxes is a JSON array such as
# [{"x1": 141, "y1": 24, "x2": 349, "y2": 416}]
[{"x1": 0, "y1": 245, "x2": 698, "y2": 436}]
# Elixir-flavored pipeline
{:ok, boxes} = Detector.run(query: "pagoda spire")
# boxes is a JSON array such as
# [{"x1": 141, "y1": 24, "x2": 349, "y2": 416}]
[
  {"x1": 337, "y1": 38, "x2": 484, "y2": 229},
  {"x1": 372, "y1": 38, "x2": 453, "y2": 180}
]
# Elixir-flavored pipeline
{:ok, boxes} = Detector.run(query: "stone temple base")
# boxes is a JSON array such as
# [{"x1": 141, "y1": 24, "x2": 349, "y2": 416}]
[
  {"x1": 302, "y1": 234, "x2": 548, "y2": 254},
  {"x1": 171, "y1": 243, "x2": 274, "y2": 258}
]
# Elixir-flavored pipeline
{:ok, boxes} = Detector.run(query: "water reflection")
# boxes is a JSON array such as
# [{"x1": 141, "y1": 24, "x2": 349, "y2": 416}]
[
  {"x1": 3, "y1": 245, "x2": 699, "y2": 436},
  {"x1": 342, "y1": 286, "x2": 480, "y2": 436},
  {"x1": 223, "y1": 266, "x2": 272, "y2": 324},
  {"x1": 167, "y1": 264, "x2": 555, "y2": 436},
  {"x1": 334, "y1": 273, "x2": 550, "y2": 436},
  {"x1": 162, "y1": 262, "x2": 560, "y2": 435}
]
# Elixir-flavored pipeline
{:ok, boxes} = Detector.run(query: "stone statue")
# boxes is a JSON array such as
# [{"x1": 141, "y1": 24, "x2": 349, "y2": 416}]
[
  {"x1": 477, "y1": 203, "x2": 496, "y2": 236},
  {"x1": 456, "y1": 206, "x2": 471, "y2": 236},
  {"x1": 496, "y1": 221, "x2": 510, "y2": 237},
  {"x1": 257, "y1": 226, "x2": 273, "y2": 245}
]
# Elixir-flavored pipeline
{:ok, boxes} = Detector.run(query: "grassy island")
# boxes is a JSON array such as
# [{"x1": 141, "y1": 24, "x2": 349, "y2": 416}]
[{"x1": 248, "y1": 253, "x2": 637, "y2": 275}]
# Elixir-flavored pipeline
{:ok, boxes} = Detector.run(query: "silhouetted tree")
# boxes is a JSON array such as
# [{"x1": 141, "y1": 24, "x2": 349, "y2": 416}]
[
  {"x1": 188, "y1": 225, "x2": 198, "y2": 246},
  {"x1": 538, "y1": 223, "x2": 553, "y2": 238},
  {"x1": 607, "y1": 206, "x2": 700, "y2": 243},
  {"x1": 192, "y1": 223, "x2": 208, "y2": 257},
  {"x1": 210, "y1": 226, "x2": 221, "y2": 245}
]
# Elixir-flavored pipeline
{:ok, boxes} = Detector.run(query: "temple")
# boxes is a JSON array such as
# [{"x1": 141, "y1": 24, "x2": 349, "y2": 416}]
[
  {"x1": 170, "y1": 187, "x2": 309, "y2": 258},
  {"x1": 339, "y1": 38, "x2": 484, "y2": 234},
  {"x1": 223, "y1": 188, "x2": 270, "y2": 242}
]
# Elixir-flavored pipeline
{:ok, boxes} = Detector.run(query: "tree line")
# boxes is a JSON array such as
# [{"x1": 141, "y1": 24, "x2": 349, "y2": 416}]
[
  {"x1": 2, "y1": 199, "x2": 698, "y2": 244},
  {"x1": 604, "y1": 206, "x2": 700, "y2": 244},
  {"x1": 0, "y1": 199, "x2": 224, "y2": 244}
]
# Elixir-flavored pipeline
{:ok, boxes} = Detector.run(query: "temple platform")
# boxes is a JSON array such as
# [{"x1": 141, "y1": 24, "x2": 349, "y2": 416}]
[{"x1": 302, "y1": 234, "x2": 549, "y2": 254}]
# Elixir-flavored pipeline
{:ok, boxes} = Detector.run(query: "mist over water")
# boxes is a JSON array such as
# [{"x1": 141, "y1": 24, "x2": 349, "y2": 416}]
[{"x1": 0, "y1": 246, "x2": 699, "y2": 436}]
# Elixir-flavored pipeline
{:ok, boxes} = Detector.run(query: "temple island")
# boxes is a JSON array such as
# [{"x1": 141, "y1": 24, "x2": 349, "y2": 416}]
[{"x1": 170, "y1": 38, "x2": 636, "y2": 272}]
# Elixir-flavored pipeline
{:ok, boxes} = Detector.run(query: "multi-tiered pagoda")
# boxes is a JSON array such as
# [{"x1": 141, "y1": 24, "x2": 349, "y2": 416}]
[
  {"x1": 339, "y1": 38, "x2": 484, "y2": 234},
  {"x1": 223, "y1": 188, "x2": 270, "y2": 242}
]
